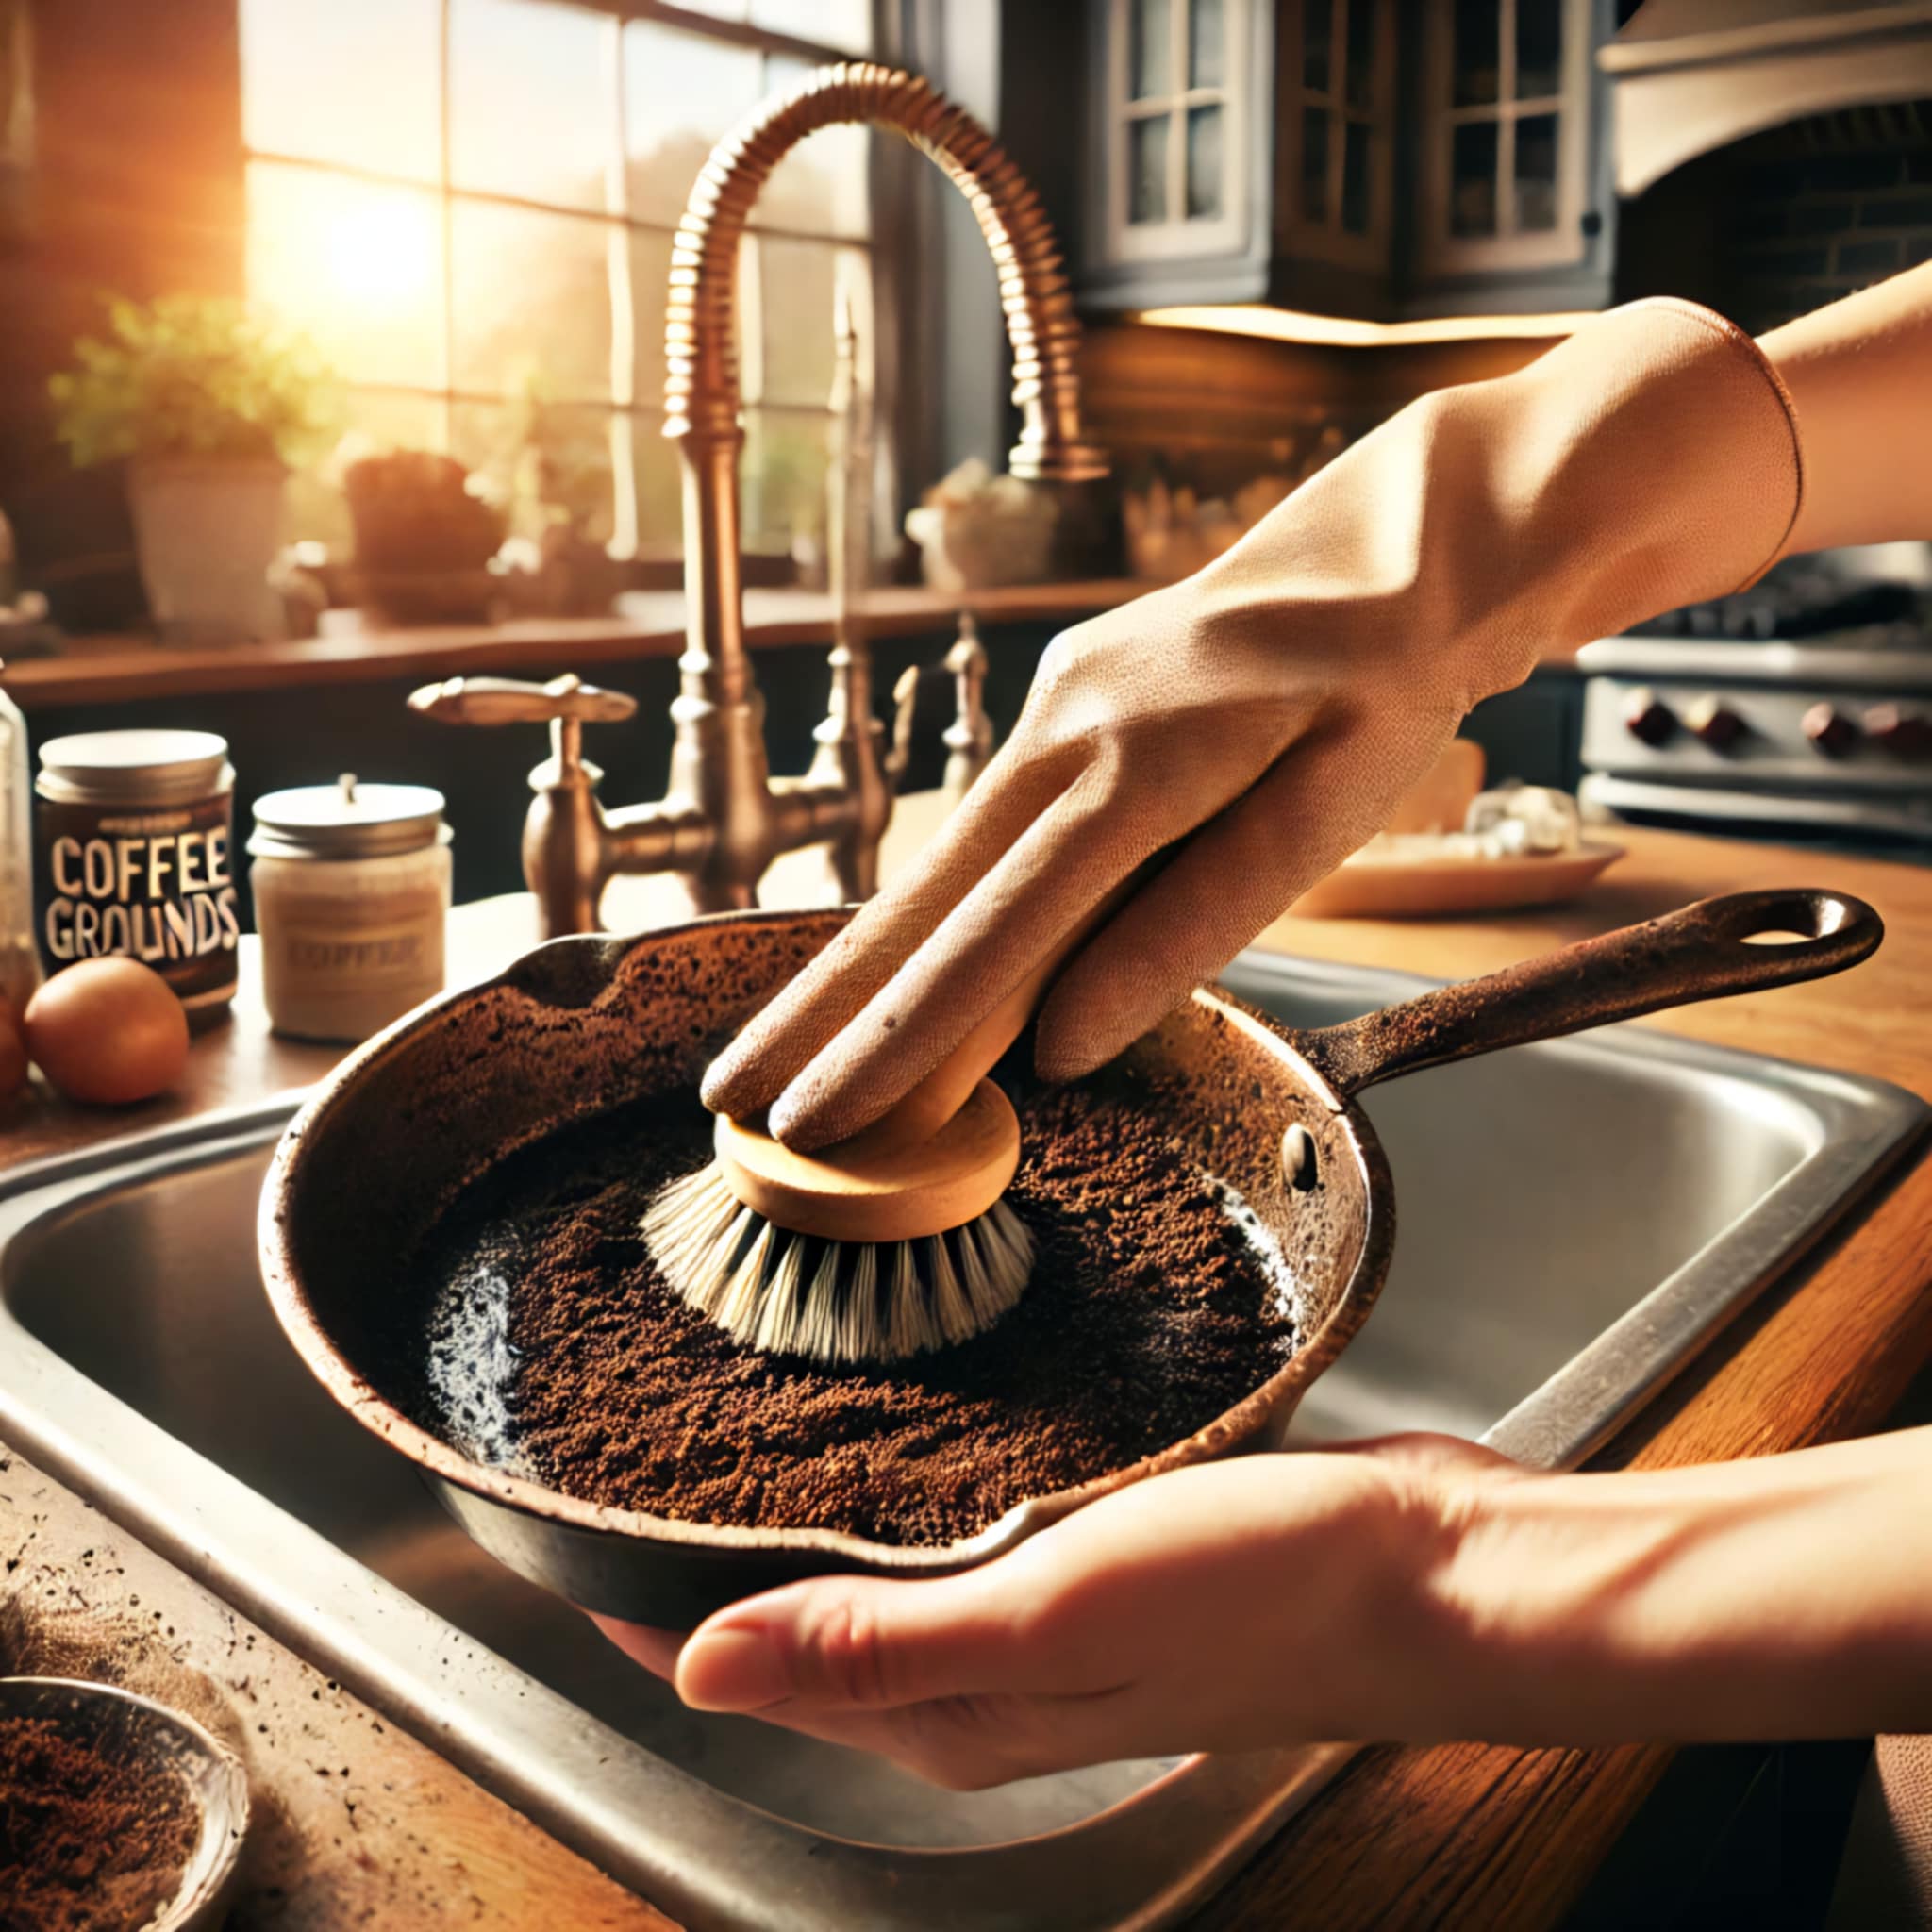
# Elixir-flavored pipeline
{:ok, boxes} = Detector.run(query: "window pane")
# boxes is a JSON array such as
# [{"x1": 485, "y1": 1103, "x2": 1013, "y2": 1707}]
[
  {"x1": 450, "y1": 0, "x2": 617, "y2": 213},
  {"x1": 286, "y1": 391, "x2": 447, "y2": 550},
  {"x1": 1342, "y1": 119, "x2": 1370, "y2": 233},
  {"x1": 451, "y1": 202, "x2": 615, "y2": 402},
  {"x1": 761, "y1": 54, "x2": 872, "y2": 237},
  {"x1": 1344, "y1": 0, "x2": 1375, "y2": 112},
  {"x1": 631, "y1": 227, "x2": 675, "y2": 410},
  {"x1": 1452, "y1": 0, "x2": 1500, "y2": 107},
  {"x1": 1301, "y1": 106, "x2": 1329, "y2": 225},
  {"x1": 1186, "y1": 104, "x2": 1224, "y2": 220},
  {"x1": 742, "y1": 409, "x2": 830, "y2": 558},
  {"x1": 760, "y1": 240, "x2": 872, "y2": 407},
  {"x1": 752, "y1": 0, "x2": 872, "y2": 54},
  {"x1": 450, "y1": 399, "x2": 616, "y2": 547},
  {"x1": 634, "y1": 416, "x2": 685, "y2": 557},
  {"x1": 1128, "y1": 113, "x2": 1170, "y2": 225},
  {"x1": 1191, "y1": 0, "x2": 1226, "y2": 88},
  {"x1": 1304, "y1": 0, "x2": 1332, "y2": 93},
  {"x1": 760, "y1": 237, "x2": 834, "y2": 406},
  {"x1": 1131, "y1": 0, "x2": 1172, "y2": 99},
  {"x1": 247, "y1": 160, "x2": 444, "y2": 389},
  {"x1": 1450, "y1": 119, "x2": 1498, "y2": 235},
  {"x1": 624, "y1": 22, "x2": 762, "y2": 228},
  {"x1": 1513, "y1": 112, "x2": 1558, "y2": 230},
  {"x1": 241, "y1": 0, "x2": 440, "y2": 182},
  {"x1": 1515, "y1": 0, "x2": 1563, "y2": 98}
]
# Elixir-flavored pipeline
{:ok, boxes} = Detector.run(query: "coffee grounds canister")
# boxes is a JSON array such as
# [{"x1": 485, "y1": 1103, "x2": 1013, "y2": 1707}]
[{"x1": 34, "y1": 729, "x2": 239, "y2": 1014}]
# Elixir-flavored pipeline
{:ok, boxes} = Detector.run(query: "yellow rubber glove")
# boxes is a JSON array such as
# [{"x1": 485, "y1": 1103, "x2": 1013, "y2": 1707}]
[{"x1": 706, "y1": 298, "x2": 1802, "y2": 1151}]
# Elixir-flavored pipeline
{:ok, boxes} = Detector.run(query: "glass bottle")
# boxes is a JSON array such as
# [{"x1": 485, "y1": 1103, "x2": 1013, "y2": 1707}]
[{"x1": 0, "y1": 664, "x2": 38, "y2": 1014}]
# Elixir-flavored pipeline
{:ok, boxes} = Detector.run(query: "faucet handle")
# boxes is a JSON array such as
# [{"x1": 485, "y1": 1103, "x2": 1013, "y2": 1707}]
[
  {"x1": 407, "y1": 673, "x2": 638, "y2": 727},
  {"x1": 941, "y1": 613, "x2": 994, "y2": 803}
]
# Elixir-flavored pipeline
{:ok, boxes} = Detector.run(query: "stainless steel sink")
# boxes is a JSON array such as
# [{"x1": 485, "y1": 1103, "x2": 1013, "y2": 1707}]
[{"x1": 0, "y1": 949, "x2": 1922, "y2": 1930}]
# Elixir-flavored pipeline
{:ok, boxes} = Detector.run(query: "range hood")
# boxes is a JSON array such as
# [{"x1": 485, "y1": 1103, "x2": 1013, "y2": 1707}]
[{"x1": 1603, "y1": 1, "x2": 1932, "y2": 194}]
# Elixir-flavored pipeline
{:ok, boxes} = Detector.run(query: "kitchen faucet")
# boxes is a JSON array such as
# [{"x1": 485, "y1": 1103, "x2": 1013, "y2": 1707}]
[{"x1": 410, "y1": 63, "x2": 1106, "y2": 937}]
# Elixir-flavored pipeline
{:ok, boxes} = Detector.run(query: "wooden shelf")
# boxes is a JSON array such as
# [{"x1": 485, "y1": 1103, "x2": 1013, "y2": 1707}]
[{"x1": 3, "y1": 579, "x2": 1147, "y2": 712}]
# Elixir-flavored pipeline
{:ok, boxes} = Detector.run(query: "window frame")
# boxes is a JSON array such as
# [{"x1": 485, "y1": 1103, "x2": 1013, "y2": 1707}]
[{"x1": 242, "y1": 0, "x2": 886, "y2": 561}]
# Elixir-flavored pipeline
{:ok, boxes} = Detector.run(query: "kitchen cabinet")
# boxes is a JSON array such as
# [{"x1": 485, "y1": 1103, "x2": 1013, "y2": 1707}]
[
  {"x1": 1409, "y1": 0, "x2": 1616, "y2": 315},
  {"x1": 1082, "y1": 0, "x2": 1280, "y2": 308},
  {"x1": 1077, "y1": 0, "x2": 1616, "y2": 319}
]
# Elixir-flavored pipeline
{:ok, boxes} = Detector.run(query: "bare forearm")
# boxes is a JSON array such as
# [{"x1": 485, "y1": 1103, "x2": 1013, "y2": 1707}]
[
  {"x1": 1763, "y1": 261, "x2": 1932, "y2": 554},
  {"x1": 1424, "y1": 1426, "x2": 1932, "y2": 1744}
]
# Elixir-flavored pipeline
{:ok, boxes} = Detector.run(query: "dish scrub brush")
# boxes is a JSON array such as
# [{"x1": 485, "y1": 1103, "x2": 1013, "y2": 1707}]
[{"x1": 641, "y1": 931, "x2": 1091, "y2": 1365}]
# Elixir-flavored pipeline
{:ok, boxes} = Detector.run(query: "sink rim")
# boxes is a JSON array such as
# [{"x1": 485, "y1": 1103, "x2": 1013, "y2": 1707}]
[
  {"x1": 0, "y1": 947, "x2": 1924, "y2": 1931},
  {"x1": 1215, "y1": 950, "x2": 1929, "y2": 1468}
]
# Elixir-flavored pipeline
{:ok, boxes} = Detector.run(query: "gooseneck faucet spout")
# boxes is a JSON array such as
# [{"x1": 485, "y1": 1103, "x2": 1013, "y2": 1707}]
[{"x1": 411, "y1": 64, "x2": 1106, "y2": 936}]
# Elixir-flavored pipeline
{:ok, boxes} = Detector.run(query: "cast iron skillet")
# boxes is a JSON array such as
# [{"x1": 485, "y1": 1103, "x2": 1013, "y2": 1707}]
[{"x1": 259, "y1": 888, "x2": 1879, "y2": 1626}]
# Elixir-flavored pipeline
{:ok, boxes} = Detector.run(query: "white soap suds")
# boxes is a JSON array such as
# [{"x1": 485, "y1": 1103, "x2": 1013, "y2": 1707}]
[
  {"x1": 1209, "y1": 1178, "x2": 1308, "y2": 1328},
  {"x1": 425, "y1": 1261, "x2": 539, "y2": 1478}
]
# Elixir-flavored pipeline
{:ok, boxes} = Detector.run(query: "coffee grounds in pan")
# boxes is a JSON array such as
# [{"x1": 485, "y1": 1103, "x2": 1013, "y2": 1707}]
[
  {"x1": 0, "y1": 1713, "x2": 199, "y2": 1932},
  {"x1": 407, "y1": 1072, "x2": 1300, "y2": 1548}
]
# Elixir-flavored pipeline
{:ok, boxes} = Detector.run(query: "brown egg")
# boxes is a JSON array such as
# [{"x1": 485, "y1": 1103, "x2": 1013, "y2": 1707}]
[
  {"x1": 0, "y1": 1000, "x2": 25, "y2": 1098},
  {"x1": 24, "y1": 958, "x2": 190, "y2": 1105}
]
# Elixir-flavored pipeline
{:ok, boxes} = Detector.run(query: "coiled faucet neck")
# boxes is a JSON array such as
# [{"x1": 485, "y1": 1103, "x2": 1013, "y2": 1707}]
[{"x1": 662, "y1": 61, "x2": 1107, "y2": 484}]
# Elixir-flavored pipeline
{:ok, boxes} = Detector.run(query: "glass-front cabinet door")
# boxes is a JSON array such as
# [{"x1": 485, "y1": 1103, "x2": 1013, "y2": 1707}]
[
  {"x1": 1101, "y1": 0, "x2": 1252, "y2": 265},
  {"x1": 1278, "y1": 0, "x2": 1395, "y2": 275},
  {"x1": 1419, "y1": 0, "x2": 1594, "y2": 278}
]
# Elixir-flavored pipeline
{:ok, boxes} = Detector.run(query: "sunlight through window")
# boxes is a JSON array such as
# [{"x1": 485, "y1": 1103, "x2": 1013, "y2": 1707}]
[{"x1": 240, "y1": 0, "x2": 878, "y2": 559}]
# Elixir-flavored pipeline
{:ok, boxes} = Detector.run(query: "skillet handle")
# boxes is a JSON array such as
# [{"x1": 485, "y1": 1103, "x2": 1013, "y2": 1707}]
[{"x1": 1291, "y1": 889, "x2": 1883, "y2": 1102}]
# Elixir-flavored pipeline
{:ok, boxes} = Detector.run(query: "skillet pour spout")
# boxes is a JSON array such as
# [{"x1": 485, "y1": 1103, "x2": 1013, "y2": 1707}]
[{"x1": 258, "y1": 889, "x2": 1880, "y2": 1626}]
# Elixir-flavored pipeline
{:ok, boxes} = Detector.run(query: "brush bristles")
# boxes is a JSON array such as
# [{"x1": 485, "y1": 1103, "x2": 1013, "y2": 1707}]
[{"x1": 640, "y1": 1160, "x2": 1035, "y2": 1364}]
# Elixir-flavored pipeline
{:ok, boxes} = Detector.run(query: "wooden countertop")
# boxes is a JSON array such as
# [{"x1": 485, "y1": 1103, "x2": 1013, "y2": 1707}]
[
  {"x1": 3, "y1": 809, "x2": 1928, "y2": 1928},
  {"x1": 3, "y1": 579, "x2": 1145, "y2": 711}
]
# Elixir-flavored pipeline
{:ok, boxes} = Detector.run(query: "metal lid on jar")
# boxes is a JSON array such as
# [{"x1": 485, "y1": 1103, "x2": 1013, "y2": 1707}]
[
  {"x1": 248, "y1": 774, "x2": 449, "y2": 860},
  {"x1": 37, "y1": 728, "x2": 233, "y2": 806}
]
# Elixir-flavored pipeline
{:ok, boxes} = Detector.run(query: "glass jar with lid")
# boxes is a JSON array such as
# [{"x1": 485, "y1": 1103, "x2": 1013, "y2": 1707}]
[{"x1": 248, "y1": 774, "x2": 451, "y2": 1043}]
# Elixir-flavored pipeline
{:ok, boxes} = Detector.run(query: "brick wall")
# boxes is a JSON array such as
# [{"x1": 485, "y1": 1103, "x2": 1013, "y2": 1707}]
[{"x1": 1724, "y1": 107, "x2": 1932, "y2": 333}]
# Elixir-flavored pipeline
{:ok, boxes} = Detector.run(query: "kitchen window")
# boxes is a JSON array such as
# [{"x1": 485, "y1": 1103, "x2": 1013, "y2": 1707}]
[{"x1": 240, "y1": 0, "x2": 877, "y2": 559}]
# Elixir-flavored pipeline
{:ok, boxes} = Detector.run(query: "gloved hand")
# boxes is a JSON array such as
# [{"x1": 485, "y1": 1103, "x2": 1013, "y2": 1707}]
[{"x1": 706, "y1": 298, "x2": 1803, "y2": 1151}]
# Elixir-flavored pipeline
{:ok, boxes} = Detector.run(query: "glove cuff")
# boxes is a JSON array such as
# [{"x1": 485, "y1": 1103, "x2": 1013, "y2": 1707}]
[{"x1": 1616, "y1": 297, "x2": 1806, "y2": 591}]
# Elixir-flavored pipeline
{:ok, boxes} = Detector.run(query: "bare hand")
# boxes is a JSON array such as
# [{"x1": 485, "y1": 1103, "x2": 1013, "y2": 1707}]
[{"x1": 594, "y1": 1436, "x2": 1519, "y2": 1790}]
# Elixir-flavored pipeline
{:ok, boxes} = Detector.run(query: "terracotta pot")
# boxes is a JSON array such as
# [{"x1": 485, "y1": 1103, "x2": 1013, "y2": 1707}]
[{"x1": 127, "y1": 457, "x2": 287, "y2": 644}]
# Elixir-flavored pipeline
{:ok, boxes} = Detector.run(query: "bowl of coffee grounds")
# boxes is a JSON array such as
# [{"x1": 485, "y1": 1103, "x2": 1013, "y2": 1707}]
[
  {"x1": 262, "y1": 909, "x2": 1387, "y2": 1626},
  {"x1": 0, "y1": 1676, "x2": 249, "y2": 1932}
]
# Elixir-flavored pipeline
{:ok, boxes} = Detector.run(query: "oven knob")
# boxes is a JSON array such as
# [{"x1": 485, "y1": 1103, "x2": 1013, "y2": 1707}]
[
  {"x1": 1685, "y1": 694, "x2": 1745, "y2": 750},
  {"x1": 1863, "y1": 704, "x2": 1932, "y2": 758},
  {"x1": 1623, "y1": 687, "x2": 1677, "y2": 746},
  {"x1": 1802, "y1": 703, "x2": 1859, "y2": 758}
]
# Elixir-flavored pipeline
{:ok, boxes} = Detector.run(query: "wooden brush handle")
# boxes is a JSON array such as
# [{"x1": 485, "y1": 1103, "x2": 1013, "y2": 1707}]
[
  {"x1": 852, "y1": 885, "x2": 1128, "y2": 1152},
  {"x1": 716, "y1": 886, "x2": 1133, "y2": 1243}
]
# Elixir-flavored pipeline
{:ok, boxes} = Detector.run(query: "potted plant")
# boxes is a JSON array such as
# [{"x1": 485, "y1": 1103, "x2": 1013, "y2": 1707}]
[
  {"x1": 49, "y1": 295, "x2": 336, "y2": 642},
  {"x1": 339, "y1": 447, "x2": 508, "y2": 625}
]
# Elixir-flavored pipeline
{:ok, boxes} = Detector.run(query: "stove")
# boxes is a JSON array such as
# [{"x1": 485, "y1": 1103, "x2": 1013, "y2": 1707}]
[{"x1": 1577, "y1": 554, "x2": 1932, "y2": 854}]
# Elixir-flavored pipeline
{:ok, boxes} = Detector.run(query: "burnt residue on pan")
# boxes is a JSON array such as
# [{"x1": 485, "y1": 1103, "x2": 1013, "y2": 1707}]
[
  {"x1": 400, "y1": 1058, "x2": 1303, "y2": 1548},
  {"x1": 275, "y1": 914, "x2": 1358, "y2": 1550}
]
